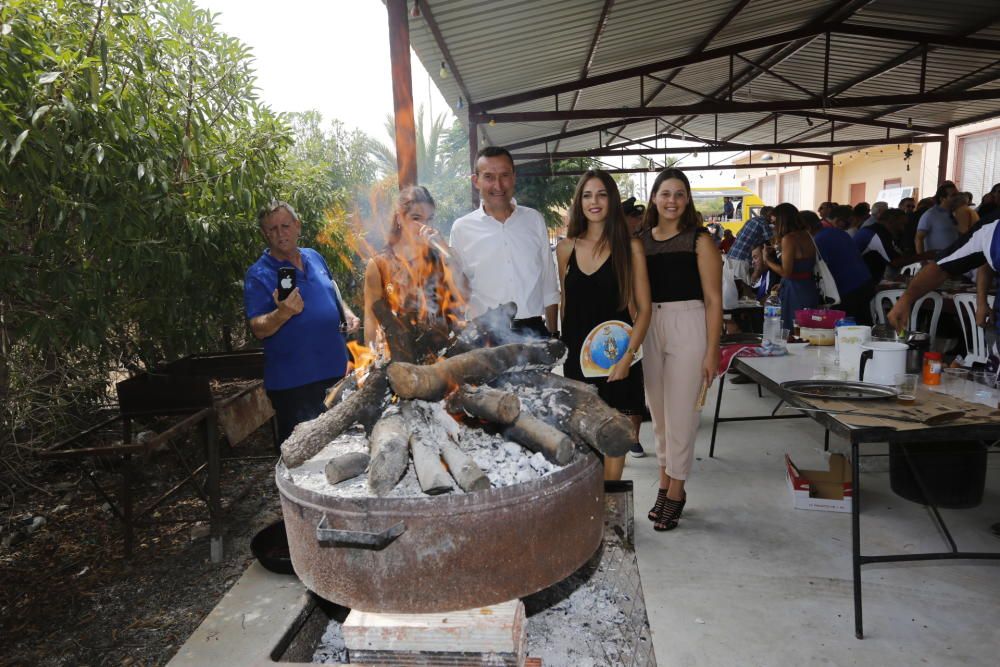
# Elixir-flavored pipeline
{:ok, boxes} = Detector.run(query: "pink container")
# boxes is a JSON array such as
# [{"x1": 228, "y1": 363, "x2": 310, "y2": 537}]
[{"x1": 794, "y1": 308, "x2": 846, "y2": 329}]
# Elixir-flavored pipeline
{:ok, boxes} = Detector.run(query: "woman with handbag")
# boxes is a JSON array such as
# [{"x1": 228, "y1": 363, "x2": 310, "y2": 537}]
[{"x1": 763, "y1": 203, "x2": 820, "y2": 330}]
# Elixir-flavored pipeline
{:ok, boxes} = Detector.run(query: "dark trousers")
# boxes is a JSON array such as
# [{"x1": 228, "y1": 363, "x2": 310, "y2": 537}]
[
  {"x1": 840, "y1": 282, "x2": 877, "y2": 326},
  {"x1": 267, "y1": 376, "x2": 342, "y2": 445}
]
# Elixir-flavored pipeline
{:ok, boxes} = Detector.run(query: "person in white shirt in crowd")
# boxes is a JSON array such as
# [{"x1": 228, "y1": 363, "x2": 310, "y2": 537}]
[
  {"x1": 860, "y1": 201, "x2": 888, "y2": 229},
  {"x1": 449, "y1": 146, "x2": 560, "y2": 338}
]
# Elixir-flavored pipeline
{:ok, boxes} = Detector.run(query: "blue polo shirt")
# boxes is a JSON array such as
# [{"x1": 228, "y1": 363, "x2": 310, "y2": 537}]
[
  {"x1": 916, "y1": 205, "x2": 959, "y2": 252},
  {"x1": 814, "y1": 227, "x2": 872, "y2": 296},
  {"x1": 244, "y1": 247, "x2": 348, "y2": 391}
]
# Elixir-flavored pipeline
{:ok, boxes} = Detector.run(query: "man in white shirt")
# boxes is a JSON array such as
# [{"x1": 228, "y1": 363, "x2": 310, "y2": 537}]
[{"x1": 449, "y1": 146, "x2": 560, "y2": 338}]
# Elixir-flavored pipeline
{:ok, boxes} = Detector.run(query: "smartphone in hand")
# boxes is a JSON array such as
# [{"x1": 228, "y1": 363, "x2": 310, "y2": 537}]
[{"x1": 277, "y1": 267, "x2": 296, "y2": 301}]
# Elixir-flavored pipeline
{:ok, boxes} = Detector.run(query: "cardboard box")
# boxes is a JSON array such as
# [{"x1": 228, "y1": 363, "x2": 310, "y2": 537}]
[{"x1": 785, "y1": 453, "x2": 853, "y2": 513}]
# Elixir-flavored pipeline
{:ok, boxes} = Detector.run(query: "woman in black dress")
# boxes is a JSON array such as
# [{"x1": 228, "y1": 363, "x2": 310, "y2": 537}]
[{"x1": 557, "y1": 170, "x2": 652, "y2": 481}]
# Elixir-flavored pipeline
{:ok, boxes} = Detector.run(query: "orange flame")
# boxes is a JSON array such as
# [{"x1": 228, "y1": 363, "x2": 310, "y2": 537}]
[{"x1": 346, "y1": 340, "x2": 376, "y2": 375}]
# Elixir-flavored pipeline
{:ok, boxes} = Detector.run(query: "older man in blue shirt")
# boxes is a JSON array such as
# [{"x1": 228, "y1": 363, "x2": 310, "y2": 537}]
[{"x1": 915, "y1": 183, "x2": 960, "y2": 254}]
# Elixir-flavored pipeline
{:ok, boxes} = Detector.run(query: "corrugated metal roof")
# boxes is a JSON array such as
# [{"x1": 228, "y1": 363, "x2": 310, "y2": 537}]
[{"x1": 399, "y1": 0, "x2": 1000, "y2": 162}]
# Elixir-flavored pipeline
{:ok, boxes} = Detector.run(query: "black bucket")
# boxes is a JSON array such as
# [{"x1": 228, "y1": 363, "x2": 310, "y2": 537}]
[
  {"x1": 889, "y1": 441, "x2": 988, "y2": 509},
  {"x1": 251, "y1": 520, "x2": 295, "y2": 575}
]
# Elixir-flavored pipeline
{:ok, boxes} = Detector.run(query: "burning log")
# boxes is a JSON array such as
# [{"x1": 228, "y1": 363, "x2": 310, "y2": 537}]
[
  {"x1": 324, "y1": 373, "x2": 358, "y2": 409},
  {"x1": 281, "y1": 366, "x2": 391, "y2": 469},
  {"x1": 448, "y1": 385, "x2": 520, "y2": 425},
  {"x1": 445, "y1": 302, "x2": 518, "y2": 355},
  {"x1": 325, "y1": 452, "x2": 370, "y2": 485},
  {"x1": 368, "y1": 413, "x2": 411, "y2": 496},
  {"x1": 504, "y1": 412, "x2": 574, "y2": 465},
  {"x1": 502, "y1": 372, "x2": 634, "y2": 458},
  {"x1": 372, "y1": 298, "x2": 451, "y2": 364},
  {"x1": 440, "y1": 441, "x2": 490, "y2": 492},
  {"x1": 388, "y1": 340, "x2": 566, "y2": 401}
]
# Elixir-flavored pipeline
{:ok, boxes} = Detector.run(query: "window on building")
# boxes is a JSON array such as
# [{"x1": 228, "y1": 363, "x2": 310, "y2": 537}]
[
  {"x1": 957, "y1": 130, "x2": 1000, "y2": 203},
  {"x1": 883, "y1": 178, "x2": 902, "y2": 190},
  {"x1": 780, "y1": 171, "x2": 800, "y2": 208}
]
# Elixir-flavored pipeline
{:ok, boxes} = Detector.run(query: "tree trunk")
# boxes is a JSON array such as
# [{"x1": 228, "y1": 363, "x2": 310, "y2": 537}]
[
  {"x1": 447, "y1": 384, "x2": 520, "y2": 425},
  {"x1": 440, "y1": 440, "x2": 490, "y2": 492},
  {"x1": 409, "y1": 437, "x2": 452, "y2": 495},
  {"x1": 281, "y1": 366, "x2": 390, "y2": 469},
  {"x1": 501, "y1": 372, "x2": 634, "y2": 458},
  {"x1": 368, "y1": 412, "x2": 411, "y2": 497},
  {"x1": 388, "y1": 340, "x2": 566, "y2": 401},
  {"x1": 325, "y1": 452, "x2": 370, "y2": 485},
  {"x1": 503, "y1": 412, "x2": 575, "y2": 465}
]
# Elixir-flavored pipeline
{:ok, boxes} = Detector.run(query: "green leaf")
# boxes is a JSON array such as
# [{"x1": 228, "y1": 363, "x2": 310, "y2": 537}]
[
  {"x1": 137, "y1": 163, "x2": 145, "y2": 180},
  {"x1": 38, "y1": 71, "x2": 60, "y2": 84},
  {"x1": 9, "y1": 129, "x2": 29, "y2": 163},
  {"x1": 95, "y1": 144, "x2": 104, "y2": 164},
  {"x1": 31, "y1": 105, "x2": 51, "y2": 126}
]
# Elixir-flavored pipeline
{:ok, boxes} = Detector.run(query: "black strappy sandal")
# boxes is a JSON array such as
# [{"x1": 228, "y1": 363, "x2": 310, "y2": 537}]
[
  {"x1": 653, "y1": 495, "x2": 686, "y2": 532},
  {"x1": 648, "y1": 488, "x2": 669, "y2": 521}
]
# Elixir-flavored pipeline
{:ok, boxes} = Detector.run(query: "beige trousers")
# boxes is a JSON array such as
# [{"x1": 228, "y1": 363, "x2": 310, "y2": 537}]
[{"x1": 641, "y1": 300, "x2": 707, "y2": 480}]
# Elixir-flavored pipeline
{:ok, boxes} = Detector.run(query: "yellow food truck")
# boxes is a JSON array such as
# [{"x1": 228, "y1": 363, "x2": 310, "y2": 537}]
[{"x1": 691, "y1": 187, "x2": 765, "y2": 234}]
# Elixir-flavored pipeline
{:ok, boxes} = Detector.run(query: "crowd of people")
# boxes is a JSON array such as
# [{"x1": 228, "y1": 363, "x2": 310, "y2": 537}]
[{"x1": 243, "y1": 142, "x2": 1000, "y2": 535}]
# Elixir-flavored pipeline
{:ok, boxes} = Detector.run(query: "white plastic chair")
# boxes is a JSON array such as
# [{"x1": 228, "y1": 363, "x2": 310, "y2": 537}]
[
  {"x1": 871, "y1": 289, "x2": 943, "y2": 347},
  {"x1": 953, "y1": 293, "x2": 996, "y2": 365},
  {"x1": 900, "y1": 262, "x2": 922, "y2": 277}
]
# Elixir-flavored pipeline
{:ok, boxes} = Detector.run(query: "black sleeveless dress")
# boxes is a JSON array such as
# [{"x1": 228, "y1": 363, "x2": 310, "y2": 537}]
[{"x1": 562, "y1": 245, "x2": 645, "y2": 415}]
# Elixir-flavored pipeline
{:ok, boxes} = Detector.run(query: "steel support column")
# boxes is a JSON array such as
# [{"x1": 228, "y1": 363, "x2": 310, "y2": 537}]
[
  {"x1": 937, "y1": 138, "x2": 950, "y2": 185},
  {"x1": 469, "y1": 114, "x2": 479, "y2": 207},
  {"x1": 387, "y1": 0, "x2": 417, "y2": 188}
]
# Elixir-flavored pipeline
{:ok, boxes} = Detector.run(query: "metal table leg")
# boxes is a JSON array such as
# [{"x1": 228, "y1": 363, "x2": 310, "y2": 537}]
[
  {"x1": 709, "y1": 373, "x2": 726, "y2": 458},
  {"x1": 852, "y1": 439, "x2": 863, "y2": 639}
]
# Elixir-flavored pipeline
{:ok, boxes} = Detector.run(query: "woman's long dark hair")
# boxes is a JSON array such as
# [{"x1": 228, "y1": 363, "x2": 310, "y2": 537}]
[
  {"x1": 641, "y1": 167, "x2": 700, "y2": 234},
  {"x1": 772, "y1": 202, "x2": 805, "y2": 239},
  {"x1": 567, "y1": 170, "x2": 633, "y2": 310}
]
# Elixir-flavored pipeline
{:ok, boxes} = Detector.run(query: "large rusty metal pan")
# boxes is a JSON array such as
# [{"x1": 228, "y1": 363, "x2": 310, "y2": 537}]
[{"x1": 276, "y1": 451, "x2": 603, "y2": 613}]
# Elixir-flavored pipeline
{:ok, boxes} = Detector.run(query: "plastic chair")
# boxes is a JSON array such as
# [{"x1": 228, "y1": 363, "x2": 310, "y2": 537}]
[
  {"x1": 871, "y1": 289, "x2": 943, "y2": 347},
  {"x1": 953, "y1": 293, "x2": 996, "y2": 365},
  {"x1": 900, "y1": 262, "x2": 922, "y2": 277}
]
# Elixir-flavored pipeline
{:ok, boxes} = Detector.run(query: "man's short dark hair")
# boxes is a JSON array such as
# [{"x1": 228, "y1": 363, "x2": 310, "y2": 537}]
[
  {"x1": 934, "y1": 183, "x2": 956, "y2": 204},
  {"x1": 852, "y1": 202, "x2": 870, "y2": 217},
  {"x1": 899, "y1": 197, "x2": 915, "y2": 206},
  {"x1": 832, "y1": 205, "x2": 853, "y2": 222},
  {"x1": 475, "y1": 146, "x2": 515, "y2": 174},
  {"x1": 759, "y1": 206, "x2": 774, "y2": 219}
]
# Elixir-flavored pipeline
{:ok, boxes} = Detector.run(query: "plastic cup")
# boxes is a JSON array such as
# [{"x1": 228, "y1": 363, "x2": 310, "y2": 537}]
[
  {"x1": 941, "y1": 368, "x2": 968, "y2": 397},
  {"x1": 969, "y1": 371, "x2": 996, "y2": 404},
  {"x1": 894, "y1": 373, "x2": 919, "y2": 404}
]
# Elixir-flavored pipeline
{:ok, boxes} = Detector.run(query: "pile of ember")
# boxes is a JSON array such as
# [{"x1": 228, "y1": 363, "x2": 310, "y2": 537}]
[{"x1": 278, "y1": 302, "x2": 633, "y2": 498}]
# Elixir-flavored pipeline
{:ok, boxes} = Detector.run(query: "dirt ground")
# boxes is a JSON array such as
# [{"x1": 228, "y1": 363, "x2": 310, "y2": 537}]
[{"x1": 0, "y1": 424, "x2": 281, "y2": 667}]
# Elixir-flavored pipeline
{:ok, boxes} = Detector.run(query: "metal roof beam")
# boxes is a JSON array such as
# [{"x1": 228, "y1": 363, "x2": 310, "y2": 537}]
[
  {"x1": 471, "y1": 26, "x2": 835, "y2": 113},
  {"x1": 517, "y1": 161, "x2": 832, "y2": 177},
  {"x1": 511, "y1": 134, "x2": 942, "y2": 160},
  {"x1": 640, "y1": 0, "x2": 753, "y2": 106},
  {"x1": 600, "y1": 131, "x2": 832, "y2": 160},
  {"x1": 473, "y1": 88, "x2": 1000, "y2": 123},
  {"x1": 553, "y1": 0, "x2": 616, "y2": 153},
  {"x1": 830, "y1": 24, "x2": 1000, "y2": 52}
]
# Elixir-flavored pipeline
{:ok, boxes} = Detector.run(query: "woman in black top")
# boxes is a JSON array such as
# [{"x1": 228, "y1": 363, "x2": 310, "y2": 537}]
[
  {"x1": 640, "y1": 168, "x2": 723, "y2": 531},
  {"x1": 557, "y1": 170, "x2": 651, "y2": 481}
]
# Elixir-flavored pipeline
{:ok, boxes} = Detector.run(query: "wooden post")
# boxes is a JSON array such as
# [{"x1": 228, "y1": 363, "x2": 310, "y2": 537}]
[
  {"x1": 827, "y1": 160, "x2": 834, "y2": 202},
  {"x1": 468, "y1": 112, "x2": 480, "y2": 207},
  {"x1": 387, "y1": 0, "x2": 417, "y2": 188}
]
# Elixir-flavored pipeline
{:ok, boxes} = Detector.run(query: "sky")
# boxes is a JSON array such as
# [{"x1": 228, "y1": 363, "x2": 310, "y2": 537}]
[
  {"x1": 194, "y1": 0, "x2": 451, "y2": 142},
  {"x1": 193, "y1": 0, "x2": 739, "y2": 188}
]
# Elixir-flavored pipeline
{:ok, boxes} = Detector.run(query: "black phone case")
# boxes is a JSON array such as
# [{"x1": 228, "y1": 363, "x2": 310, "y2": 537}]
[{"x1": 277, "y1": 268, "x2": 296, "y2": 301}]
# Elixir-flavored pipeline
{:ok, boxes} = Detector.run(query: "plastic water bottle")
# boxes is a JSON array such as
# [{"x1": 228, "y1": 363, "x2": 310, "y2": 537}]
[{"x1": 762, "y1": 289, "x2": 782, "y2": 349}]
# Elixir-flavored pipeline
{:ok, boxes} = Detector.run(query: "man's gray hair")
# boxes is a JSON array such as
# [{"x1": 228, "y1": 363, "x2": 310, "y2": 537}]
[
  {"x1": 258, "y1": 199, "x2": 299, "y2": 226},
  {"x1": 871, "y1": 201, "x2": 889, "y2": 216}
]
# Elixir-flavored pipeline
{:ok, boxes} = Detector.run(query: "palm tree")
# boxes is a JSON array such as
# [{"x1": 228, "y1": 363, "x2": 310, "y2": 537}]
[{"x1": 371, "y1": 105, "x2": 450, "y2": 183}]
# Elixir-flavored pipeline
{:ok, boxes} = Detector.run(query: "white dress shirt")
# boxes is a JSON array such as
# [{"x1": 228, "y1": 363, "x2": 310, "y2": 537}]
[{"x1": 449, "y1": 201, "x2": 560, "y2": 319}]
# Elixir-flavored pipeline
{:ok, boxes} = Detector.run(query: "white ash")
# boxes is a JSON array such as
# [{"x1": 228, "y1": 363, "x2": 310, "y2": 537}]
[
  {"x1": 282, "y1": 400, "x2": 566, "y2": 499},
  {"x1": 525, "y1": 566, "x2": 634, "y2": 667},
  {"x1": 497, "y1": 382, "x2": 573, "y2": 421},
  {"x1": 311, "y1": 614, "x2": 348, "y2": 664}
]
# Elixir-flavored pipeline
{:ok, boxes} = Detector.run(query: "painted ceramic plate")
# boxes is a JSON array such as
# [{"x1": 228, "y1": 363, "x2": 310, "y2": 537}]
[{"x1": 581, "y1": 320, "x2": 642, "y2": 378}]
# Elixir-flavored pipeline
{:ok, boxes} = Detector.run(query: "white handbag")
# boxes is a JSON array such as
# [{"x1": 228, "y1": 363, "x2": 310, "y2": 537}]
[{"x1": 810, "y1": 236, "x2": 841, "y2": 306}]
